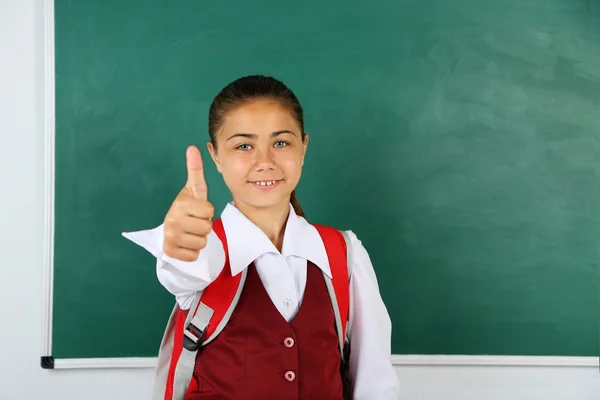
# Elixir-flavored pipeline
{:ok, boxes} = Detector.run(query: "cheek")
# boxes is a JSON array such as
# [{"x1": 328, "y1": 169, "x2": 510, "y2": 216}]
[
  {"x1": 220, "y1": 155, "x2": 252, "y2": 183},
  {"x1": 278, "y1": 152, "x2": 303, "y2": 177}
]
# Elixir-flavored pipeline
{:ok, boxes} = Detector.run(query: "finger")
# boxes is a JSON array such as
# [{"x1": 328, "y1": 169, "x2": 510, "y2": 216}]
[
  {"x1": 172, "y1": 198, "x2": 214, "y2": 220},
  {"x1": 164, "y1": 246, "x2": 200, "y2": 262},
  {"x1": 177, "y1": 232, "x2": 208, "y2": 250},
  {"x1": 164, "y1": 215, "x2": 211, "y2": 237},
  {"x1": 185, "y1": 145, "x2": 208, "y2": 200},
  {"x1": 180, "y1": 215, "x2": 212, "y2": 236},
  {"x1": 184, "y1": 200, "x2": 215, "y2": 220}
]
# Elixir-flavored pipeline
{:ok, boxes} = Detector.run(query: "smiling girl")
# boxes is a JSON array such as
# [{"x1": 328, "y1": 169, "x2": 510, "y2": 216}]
[{"x1": 124, "y1": 75, "x2": 400, "y2": 399}]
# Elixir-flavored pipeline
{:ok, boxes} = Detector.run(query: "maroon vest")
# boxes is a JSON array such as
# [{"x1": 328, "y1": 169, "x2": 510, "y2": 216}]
[{"x1": 186, "y1": 262, "x2": 343, "y2": 400}]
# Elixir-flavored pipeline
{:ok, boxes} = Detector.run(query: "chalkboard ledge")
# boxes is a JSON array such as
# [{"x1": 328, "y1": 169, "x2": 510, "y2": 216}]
[
  {"x1": 39, "y1": 355, "x2": 598, "y2": 369},
  {"x1": 392, "y1": 355, "x2": 599, "y2": 367},
  {"x1": 41, "y1": 357, "x2": 157, "y2": 369}
]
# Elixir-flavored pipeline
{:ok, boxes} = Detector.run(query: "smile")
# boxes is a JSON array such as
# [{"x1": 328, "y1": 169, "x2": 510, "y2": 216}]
[{"x1": 249, "y1": 180, "x2": 282, "y2": 189}]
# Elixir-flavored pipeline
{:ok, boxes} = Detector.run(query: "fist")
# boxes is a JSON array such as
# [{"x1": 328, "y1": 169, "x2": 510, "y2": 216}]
[{"x1": 163, "y1": 145, "x2": 215, "y2": 262}]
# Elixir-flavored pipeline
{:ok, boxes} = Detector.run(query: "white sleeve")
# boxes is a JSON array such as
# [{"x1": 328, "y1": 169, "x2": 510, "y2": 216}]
[
  {"x1": 344, "y1": 230, "x2": 401, "y2": 400},
  {"x1": 121, "y1": 224, "x2": 226, "y2": 310}
]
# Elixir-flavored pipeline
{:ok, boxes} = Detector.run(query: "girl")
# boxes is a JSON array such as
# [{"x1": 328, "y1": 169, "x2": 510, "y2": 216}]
[{"x1": 124, "y1": 75, "x2": 400, "y2": 399}]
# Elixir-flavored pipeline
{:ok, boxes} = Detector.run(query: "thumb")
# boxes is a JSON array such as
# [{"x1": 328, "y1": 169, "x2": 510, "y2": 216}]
[{"x1": 185, "y1": 145, "x2": 208, "y2": 200}]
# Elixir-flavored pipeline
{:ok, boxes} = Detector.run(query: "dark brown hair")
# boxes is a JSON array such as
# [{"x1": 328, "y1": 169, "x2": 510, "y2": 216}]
[{"x1": 208, "y1": 75, "x2": 305, "y2": 217}]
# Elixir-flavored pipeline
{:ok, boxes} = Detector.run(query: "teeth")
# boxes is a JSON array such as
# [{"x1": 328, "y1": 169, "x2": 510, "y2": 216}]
[{"x1": 256, "y1": 181, "x2": 277, "y2": 186}]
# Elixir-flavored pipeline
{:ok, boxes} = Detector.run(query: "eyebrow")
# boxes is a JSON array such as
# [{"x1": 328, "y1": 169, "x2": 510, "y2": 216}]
[{"x1": 226, "y1": 130, "x2": 296, "y2": 141}]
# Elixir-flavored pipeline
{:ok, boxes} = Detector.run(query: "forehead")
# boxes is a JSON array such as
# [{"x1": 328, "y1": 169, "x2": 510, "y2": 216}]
[{"x1": 220, "y1": 99, "x2": 300, "y2": 134}]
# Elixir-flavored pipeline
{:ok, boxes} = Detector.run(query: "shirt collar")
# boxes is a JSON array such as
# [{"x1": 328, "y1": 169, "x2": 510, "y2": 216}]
[{"x1": 220, "y1": 202, "x2": 331, "y2": 278}]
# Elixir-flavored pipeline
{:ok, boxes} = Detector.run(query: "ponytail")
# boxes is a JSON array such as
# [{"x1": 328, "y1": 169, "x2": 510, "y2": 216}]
[{"x1": 290, "y1": 190, "x2": 305, "y2": 218}]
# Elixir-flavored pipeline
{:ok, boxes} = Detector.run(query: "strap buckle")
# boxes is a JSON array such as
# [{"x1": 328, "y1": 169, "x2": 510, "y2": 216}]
[{"x1": 182, "y1": 303, "x2": 214, "y2": 351}]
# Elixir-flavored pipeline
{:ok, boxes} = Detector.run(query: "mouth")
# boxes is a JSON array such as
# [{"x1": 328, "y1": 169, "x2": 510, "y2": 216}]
[{"x1": 248, "y1": 179, "x2": 283, "y2": 190}]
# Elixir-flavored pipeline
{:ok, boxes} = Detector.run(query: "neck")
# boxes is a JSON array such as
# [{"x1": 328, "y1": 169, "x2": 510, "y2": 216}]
[{"x1": 233, "y1": 199, "x2": 290, "y2": 252}]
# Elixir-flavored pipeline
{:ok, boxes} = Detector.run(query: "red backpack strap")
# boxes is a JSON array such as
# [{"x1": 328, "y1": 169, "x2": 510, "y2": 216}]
[
  {"x1": 184, "y1": 218, "x2": 247, "y2": 347},
  {"x1": 163, "y1": 218, "x2": 248, "y2": 400},
  {"x1": 312, "y1": 224, "x2": 351, "y2": 351},
  {"x1": 160, "y1": 305, "x2": 189, "y2": 400}
]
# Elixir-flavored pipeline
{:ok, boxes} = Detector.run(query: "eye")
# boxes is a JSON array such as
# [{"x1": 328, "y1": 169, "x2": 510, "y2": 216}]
[
  {"x1": 236, "y1": 144, "x2": 252, "y2": 151},
  {"x1": 274, "y1": 141, "x2": 289, "y2": 148}
]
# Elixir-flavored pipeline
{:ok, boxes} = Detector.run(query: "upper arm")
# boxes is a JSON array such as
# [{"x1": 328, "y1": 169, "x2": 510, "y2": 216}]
[{"x1": 343, "y1": 230, "x2": 400, "y2": 399}]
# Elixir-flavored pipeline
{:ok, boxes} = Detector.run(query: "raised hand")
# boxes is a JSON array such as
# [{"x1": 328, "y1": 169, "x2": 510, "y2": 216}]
[{"x1": 163, "y1": 146, "x2": 215, "y2": 261}]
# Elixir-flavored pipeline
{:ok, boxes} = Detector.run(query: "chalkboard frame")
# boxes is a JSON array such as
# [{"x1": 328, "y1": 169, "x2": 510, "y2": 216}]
[{"x1": 41, "y1": 0, "x2": 600, "y2": 369}]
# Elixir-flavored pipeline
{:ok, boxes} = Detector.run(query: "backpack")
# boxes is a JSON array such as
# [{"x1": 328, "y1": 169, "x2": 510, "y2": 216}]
[{"x1": 152, "y1": 218, "x2": 354, "y2": 400}]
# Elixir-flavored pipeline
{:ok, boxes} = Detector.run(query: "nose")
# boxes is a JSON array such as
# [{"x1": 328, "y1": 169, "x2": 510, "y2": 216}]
[{"x1": 254, "y1": 147, "x2": 276, "y2": 171}]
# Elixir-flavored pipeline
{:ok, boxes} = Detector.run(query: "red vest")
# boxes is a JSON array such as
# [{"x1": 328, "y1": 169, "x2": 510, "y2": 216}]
[{"x1": 185, "y1": 262, "x2": 343, "y2": 399}]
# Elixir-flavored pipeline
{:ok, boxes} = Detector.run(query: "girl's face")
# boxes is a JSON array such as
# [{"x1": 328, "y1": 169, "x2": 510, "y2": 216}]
[{"x1": 207, "y1": 99, "x2": 308, "y2": 213}]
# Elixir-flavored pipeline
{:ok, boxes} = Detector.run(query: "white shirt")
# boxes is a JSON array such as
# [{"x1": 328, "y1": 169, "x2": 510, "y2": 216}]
[{"x1": 123, "y1": 202, "x2": 400, "y2": 399}]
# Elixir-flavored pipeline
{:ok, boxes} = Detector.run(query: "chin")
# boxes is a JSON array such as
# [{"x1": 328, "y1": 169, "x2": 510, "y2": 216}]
[{"x1": 239, "y1": 194, "x2": 290, "y2": 210}]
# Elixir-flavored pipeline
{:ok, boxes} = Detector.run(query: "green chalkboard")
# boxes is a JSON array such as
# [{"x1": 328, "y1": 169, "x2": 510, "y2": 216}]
[{"x1": 50, "y1": 0, "x2": 600, "y2": 362}]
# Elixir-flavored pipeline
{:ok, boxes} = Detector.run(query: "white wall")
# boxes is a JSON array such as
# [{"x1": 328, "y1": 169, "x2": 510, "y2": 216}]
[{"x1": 0, "y1": 0, "x2": 598, "y2": 399}]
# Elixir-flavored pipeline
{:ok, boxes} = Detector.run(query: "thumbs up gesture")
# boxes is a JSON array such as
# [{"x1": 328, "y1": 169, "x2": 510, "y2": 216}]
[{"x1": 163, "y1": 146, "x2": 215, "y2": 261}]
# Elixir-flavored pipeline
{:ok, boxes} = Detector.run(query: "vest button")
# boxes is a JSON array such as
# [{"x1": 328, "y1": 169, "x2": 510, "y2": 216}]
[
  {"x1": 283, "y1": 337, "x2": 295, "y2": 348},
  {"x1": 284, "y1": 370, "x2": 296, "y2": 382}
]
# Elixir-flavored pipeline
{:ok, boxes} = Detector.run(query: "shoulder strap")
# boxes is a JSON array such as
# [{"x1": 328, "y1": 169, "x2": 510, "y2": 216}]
[
  {"x1": 169, "y1": 218, "x2": 247, "y2": 400},
  {"x1": 340, "y1": 230, "x2": 354, "y2": 278},
  {"x1": 152, "y1": 303, "x2": 184, "y2": 400},
  {"x1": 312, "y1": 225, "x2": 352, "y2": 350},
  {"x1": 184, "y1": 218, "x2": 247, "y2": 347}
]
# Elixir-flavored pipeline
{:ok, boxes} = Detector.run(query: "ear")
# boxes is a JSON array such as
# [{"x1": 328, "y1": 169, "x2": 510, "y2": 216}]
[
  {"x1": 301, "y1": 133, "x2": 309, "y2": 166},
  {"x1": 207, "y1": 141, "x2": 222, "y2": 173}
]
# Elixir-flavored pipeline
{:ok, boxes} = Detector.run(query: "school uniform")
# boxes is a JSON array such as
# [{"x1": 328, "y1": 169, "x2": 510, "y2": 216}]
[{"x1": 124, "y1": 202, "x2": 400, "y2": 399}]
